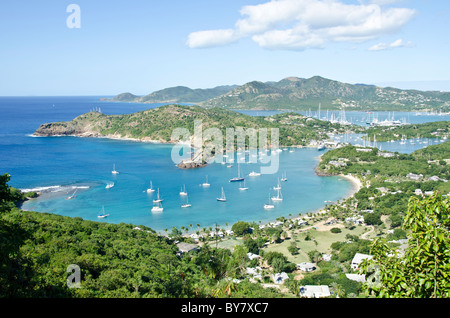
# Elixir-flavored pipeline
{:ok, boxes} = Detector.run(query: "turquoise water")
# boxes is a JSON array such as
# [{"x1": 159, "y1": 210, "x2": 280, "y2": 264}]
[{"x1": 0, "y1": 96, "x2": 446, "y2": 232}]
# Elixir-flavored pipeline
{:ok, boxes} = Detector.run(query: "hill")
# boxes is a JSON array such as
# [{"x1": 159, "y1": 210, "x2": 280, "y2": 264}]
[
  {"x1": 199, "y1": 76, "x2": 450, "y2": 111},
  {"x1": 105, "y1": 76, "x2": 450, "y2": 112},
  {"x1": 105, "y1": 85, "x2": 238, "y2": 103}
]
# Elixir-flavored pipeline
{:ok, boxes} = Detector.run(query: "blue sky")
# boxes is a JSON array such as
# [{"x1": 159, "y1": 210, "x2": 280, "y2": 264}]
[{"x1": 1, "y1": 0, "x2": 449, "y2": 96}]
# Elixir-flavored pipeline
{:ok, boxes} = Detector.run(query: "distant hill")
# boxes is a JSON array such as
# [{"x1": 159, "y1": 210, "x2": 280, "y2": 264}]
[
  {"x1": 104, "y1": 76, "x2": 450, "y2": 112},
  {"x1": 198, "y1": 76, "x2": 450, "y2": 111},
  {"x1": 105, "y1": 85, "x2": 238, "y2": 103}
]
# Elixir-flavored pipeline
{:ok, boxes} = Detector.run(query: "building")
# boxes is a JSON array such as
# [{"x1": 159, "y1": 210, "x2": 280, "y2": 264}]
[
  {"x1": 345, "y1": 273, "x2": 366, "y2": 283},
  {"x1": 297, "y1": 262, "x2": 316, "y2": 272},
  {"x1": 351, "y1": 253, "x2": 373, "y2": 270},
  {"x1": 176, "y1": 242, "x2": 199, "y2": 255},
  {"x1": 272, "y1": 272, "x2": 289, "y2": 284},
  {"x1": 299, "y1": 285, "x2": 331, "y2": 298}
]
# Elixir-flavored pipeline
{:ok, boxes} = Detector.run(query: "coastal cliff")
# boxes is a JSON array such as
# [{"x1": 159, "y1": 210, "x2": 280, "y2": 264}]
[{"x1": 34, "y1": 104, "x2": 355, "y2": 169}]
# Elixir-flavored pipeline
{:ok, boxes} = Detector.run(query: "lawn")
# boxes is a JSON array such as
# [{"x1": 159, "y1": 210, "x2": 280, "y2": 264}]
[{"x1": 262, "y1": 224, "x2": 367, "y2": 264}]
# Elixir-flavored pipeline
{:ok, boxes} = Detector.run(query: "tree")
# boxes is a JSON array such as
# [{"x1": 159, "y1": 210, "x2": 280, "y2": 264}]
[
  {"x1": 360, "y1": 193, "x2": 450, "y2": 298},
  {"x1": 231, "y1": 221, "x2": 251, "y2": 236}
]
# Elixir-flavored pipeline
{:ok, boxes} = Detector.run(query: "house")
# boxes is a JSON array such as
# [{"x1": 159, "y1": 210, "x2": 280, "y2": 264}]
[
  {"x1": 246, "y1": 267, "x2": 262, "y2": 280},
  {"x1": 176, "y1": 242, "x2": 199, "y2": 255},
  {"x1": 406, "y1": 173, "x2": 423, "y2": 181},
  {"x1": 299, "y1": 285, "x2": 331, "y2": 298},
  {"x1": 322, "y1": 254, "x2": 332, "y2": 262},
  {"x1": 345, "y1": 273, "x2": 366, "y2": 283},
  {"x1": 351, "y1": 253, "x2": 373, "y2": 270},
  {"x1": 272, "y1": 272, "x2": 289, "y2": 284},
  {"x1": 247, "y1": 253, "x2": 261, "y2": 261},
  {"x1": 378, "y1": 152, "x2": 395, "y2": 158},
  {"x1": 297, "y1": 262, "x2": 316, "y2": 272}
]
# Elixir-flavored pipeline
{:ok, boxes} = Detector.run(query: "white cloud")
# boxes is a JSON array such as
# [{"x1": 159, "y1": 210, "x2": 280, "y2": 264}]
[
  {"x1": 368, "y1": 38, "x2": 413, "y2": 51},
  {"x1": 186, "y1": 0, "x2": 416, "y2": 51}
]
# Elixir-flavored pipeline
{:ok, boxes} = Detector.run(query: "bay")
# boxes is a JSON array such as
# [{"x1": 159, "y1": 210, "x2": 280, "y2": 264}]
[{"x1": 0, "y1": 96, "x2": 446, "y2": 233}]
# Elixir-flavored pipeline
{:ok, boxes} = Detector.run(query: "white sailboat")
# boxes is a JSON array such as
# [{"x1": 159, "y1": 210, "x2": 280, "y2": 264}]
[
  {"x1": 112, "y1": 164, "x2": 119, "y2": 174},
  {"x1": 229, "y1": 163, "x2": 244, "y2": 182},
  {"x1": 65, "y1": 188, "x2": 77, "y2": 200},
  {"x1": 273, "y1": 179, "x2": 281, "y2": 190},
  {"x1": 106, "y1": 182, "x2": 114, "y2": 189},
  {"x1": 98, "y1": 206, "x2": 109, "y2": 218},
  {"x1": 249, "y1": 171, "x2": 261, "y2": 177},
  {"x1": 264, "y1": 194, "x2": 274, "y2": 209},
  {"x1": 281, "y1": 172, "x2": 288, "y2": 182},
  {"x1": 179, "y1": 184, "x2": 188, "y2": 196},
  {"x1": 217, "y1": 187, "x2": 226, "y2": 202},
  {"x1": 239, "y1": 180, "x2": 248, "y2": 191},
  {"x1": 151, "y1": 201, "x2": 164, "y2": 212},
  {"x1": 153, "y1": 188, "x2": 163, "y2": 203},
  {"x1": 146, "y1": 181, "x2": 155, "y2": 193},
  {"x1": 202, "y1": 175, "x2": 210, "y2": 187},
  {"x1": 181, "y1": 194, "x2": 192, "y2": 208},
  {"x1": 271, "y1": 188, "x2": 283, "y2": 201}
]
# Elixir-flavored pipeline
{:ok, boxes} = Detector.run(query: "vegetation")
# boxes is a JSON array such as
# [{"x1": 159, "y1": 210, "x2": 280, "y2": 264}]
[
  {"x1": 34, "y1": 105, "x2": 355, "y2": 150},
  {"x1": 365, "y1": 121, "x2": 449, "y2": 142},
  {"x1": 361, "y1": 193, "x2": 450, "y2": 297}
]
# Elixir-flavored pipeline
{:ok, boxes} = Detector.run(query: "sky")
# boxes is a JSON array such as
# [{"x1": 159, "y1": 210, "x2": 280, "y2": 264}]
[{"x1": 1, "y1": 0, "x2": 449, "y2": 96}]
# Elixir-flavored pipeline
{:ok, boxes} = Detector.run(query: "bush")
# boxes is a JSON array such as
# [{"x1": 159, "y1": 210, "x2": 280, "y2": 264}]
[{"x1": 330, "y1": 227, "x2": 342, "y2": 234}]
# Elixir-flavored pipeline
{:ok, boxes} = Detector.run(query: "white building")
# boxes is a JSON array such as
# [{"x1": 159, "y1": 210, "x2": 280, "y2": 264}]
[
  {"x1": 297, "y1": 262, "x2": 316, "y2": 272},
  {"x1": 272, "y1": 272, "x2": 289, "y2": 284},
  {"x1": 299, "y1": 285, "x2": 331, "y2": 298},
  {"x1": 351, "y1": 253, "x2": 373, "y2": 270}
]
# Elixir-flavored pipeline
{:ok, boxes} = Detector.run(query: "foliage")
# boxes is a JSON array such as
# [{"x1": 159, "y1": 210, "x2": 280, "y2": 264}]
[{"x1": 360, "y1": 193, "x2": 450, "y2": 297}]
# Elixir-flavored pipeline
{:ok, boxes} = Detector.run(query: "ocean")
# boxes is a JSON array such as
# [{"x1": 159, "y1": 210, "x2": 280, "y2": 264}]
[{"x1": 0, "y1": 96, "x2": 448, "y2": 232}]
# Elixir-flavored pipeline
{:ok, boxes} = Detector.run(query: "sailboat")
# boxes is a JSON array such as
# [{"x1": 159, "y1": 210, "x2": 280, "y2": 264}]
[
  {"x1": 202, "y1": 175, "x2": 210, "y2": 187},
  {"x1": 106, "y1": 182, "x2": 114, "y2": 189},
  {"x1": 181, "y1": 194, "x2": 192, "y2": 208},
  {"x1": 112, "y1": 164, "x2": 119, "y2": 174},
  {"x1": 217, "y1": 187, "x2": 226, "y2": 202},
  {"x1": 239, "y1": 180, "x2": 248, "y2": 191},
  {"x1": 153, "y1": 188, "x2": 163, "y2": 203},
  {"x1": 249, "y1": 171, "x2": 261, "y2": 177},
  {"x1": 146, "y1": 181, "x2": 155, "y2": 193},
  {"x1": 273, "y1": 179, "x2": 281, "y2": 190},
  {"x1": 281, "y1": 172, "x2": 288, "y2": 182},
  {"x1": 151, "y1": 201, "x2": 164, "y2": 212},
  {"x1": 229, "y1": 163, "x2": 244, "y2": 182},
  {"x1": 264, "y1": 193, "x2": 274, "y2": 209},
  {"x1": 65, "y1": 188, "x2": 77, "y2": 200},
  {"x1": 98, "y1": 206, "x2": 109, "y2": 218},
  {"x1": 271, "y1": 188, "x2": 283, "y2": 201},
  {"x1": 179, "y1": 184, "x2": 188, "y2": 196}
]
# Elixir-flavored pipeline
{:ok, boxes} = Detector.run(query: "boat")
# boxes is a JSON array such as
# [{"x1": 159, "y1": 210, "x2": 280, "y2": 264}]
[
  {"x1": 271, "y1": 188, "x2": 283, "y2": 201},
  {"x1": 151, "y1": 201, "x2": 164, "y2": 212},
  {"x1": 202, "y1": 175, "x2": 210, "y2": 187},
  {"x1": 105, "y1": 182, "x2": 114, "y2": 189},
  {"x1": 264, "y1": 194, "x2": 274, "y2": 209},
  {"x1": 179, "y1": 184, "x2": 187, "y2": 196},
  {"x1": 249, "y1": 171, "x2": 261, "y2": 177},
  {"x1": 239, "y1": 181, "x2": 248, "y2": 191},
  {"x1": 281, "y1": 172, "x2": 287, "y2": 182},
  {"x1": 217, "y1": 187, "x2": 226, "y2": 202},
  {"x1": 112, "y1": 164, "x2": 119, "y2": 174},
  {"x1": 146, "y1": 181, "x2": 155, "y2": 193},
  {"x1": 181, "y1": 194, "x2": 192, "y2": 208},
  {"x1": 317, "y1": 144, "x2": 326, "y2": 151},
  {"x1": 229, "y1": 163, "x2": 244, "y2": 182},
  {"x1": 98, "y1": 206, "x2": 109, "y2": 218},
  {"x1": 153, "y1": 188, "x2": 163, "y2": 203},
  {"x1": 65, "y1": 188, "x2": 77, "y2": 200},
  {"x1": 273, "y1": 179, "x2": 281, "y2": 190}
]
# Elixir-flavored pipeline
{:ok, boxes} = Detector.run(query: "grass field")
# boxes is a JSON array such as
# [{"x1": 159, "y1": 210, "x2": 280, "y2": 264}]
[{"x1": 263, "y1": 224, "x2": 367, "y2": 264}]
